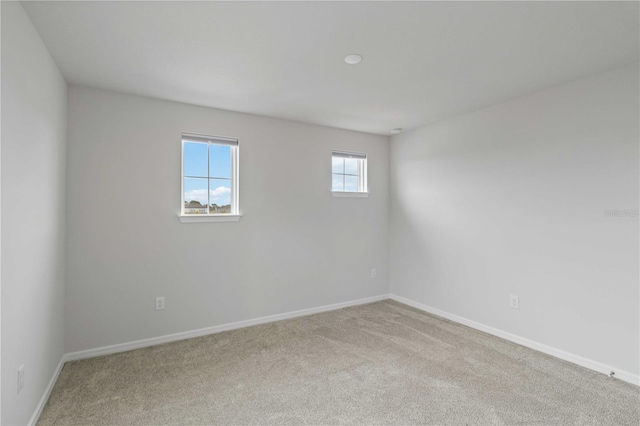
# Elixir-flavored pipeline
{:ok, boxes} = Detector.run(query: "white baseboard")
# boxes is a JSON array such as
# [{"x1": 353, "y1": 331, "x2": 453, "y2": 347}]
[
  {"x1": 64, "y1": 294, "x2": 390, "y2": 362},
  {"x1": 32, "y1": 292, "x2": 635, "y2": 426},
  {"x1": 389, "y1": 294, "x2": 639, "y2": 387},
  {"x1": 30, "y1": 294, "x2": 388, "y2": 425},
  {"x1": 28, "y1": 357, "x2": 65, "y2": 426}
]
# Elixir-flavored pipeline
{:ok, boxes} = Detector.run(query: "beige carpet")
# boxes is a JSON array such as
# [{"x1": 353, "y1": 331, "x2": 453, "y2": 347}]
[{"x1": 38, "y1": 300, "x2": 639, "y2": 425}]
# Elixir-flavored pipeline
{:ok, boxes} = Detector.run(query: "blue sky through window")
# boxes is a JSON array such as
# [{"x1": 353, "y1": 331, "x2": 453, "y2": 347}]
[
  {"x1": 209, "y1": 144, "x2": 231, "y2": 178},
  {"x1": 184, "y1": 142, "x2": 232, "y2": 207},
  {"x1": 332, "y1": 156, "x2": 361, "y2": 192},
  {"x1": 184, "y1": 143, "x2": 208, "y2": 177}
]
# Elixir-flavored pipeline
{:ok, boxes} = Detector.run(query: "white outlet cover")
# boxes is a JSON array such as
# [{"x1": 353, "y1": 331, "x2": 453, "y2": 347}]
[
  {"x1": 155, "y1": 296, "x2": 165, "y2": 310},
  {"x1": 18, "y1": 365, "x2": 24, "y2": 394},
  {"x1": 509, "y1": 295, "x2": 519, "y2": 309}
]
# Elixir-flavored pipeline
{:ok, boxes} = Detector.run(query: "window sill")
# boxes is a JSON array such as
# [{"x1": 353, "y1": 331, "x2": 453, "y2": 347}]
[
  {"x1": 331, "y1": 191, "x2": 369, "y2": 198},
  {"x1": 178, "y1": 214, "x2": 242, "y2": 223}
]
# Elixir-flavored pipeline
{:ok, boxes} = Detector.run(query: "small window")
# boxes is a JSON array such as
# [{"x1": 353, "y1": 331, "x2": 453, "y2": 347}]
[
  {"x1": 332, "y1": 150, "x2": 367, "y2": 196},
  {"x1": 181, "y1": 133, "x2": 239, "y2": 220}
]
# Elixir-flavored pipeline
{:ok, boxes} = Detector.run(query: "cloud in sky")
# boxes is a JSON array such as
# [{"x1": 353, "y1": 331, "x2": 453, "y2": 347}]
[{"x1": 185, "y1": 186, "x2": 231, "y2": 205}]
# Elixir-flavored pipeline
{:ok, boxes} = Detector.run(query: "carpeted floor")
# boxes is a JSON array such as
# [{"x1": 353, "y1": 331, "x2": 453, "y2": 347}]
[{"x1": 38, "y1": 300, "x2": 639, "y2": 425}]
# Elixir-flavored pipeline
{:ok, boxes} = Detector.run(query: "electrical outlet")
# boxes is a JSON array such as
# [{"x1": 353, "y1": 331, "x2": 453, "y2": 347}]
[
  {"x1": 17, "y1": 365, "x2": 24, "y2": 394},
  {"x1": 155, "y1": 296, "x2": 165, "y2": 311},
  {"x1": 371, "y1": 269, "x2": 377, "y2": 278},
  {"x1": 509, "y1": 295, "x2": 519, "y2": 310}
]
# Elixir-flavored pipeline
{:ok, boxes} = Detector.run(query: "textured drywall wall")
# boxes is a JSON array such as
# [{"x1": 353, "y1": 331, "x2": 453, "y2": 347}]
[
  {"x1": 65, "y1": 86, "x2": 389, "y2": 352},
  {"x1": 390, "y1": 64, "x2": 639, "y2": 376},
  {"x1": 1, "y1": 2, "x2": 67, "y2": 424}
]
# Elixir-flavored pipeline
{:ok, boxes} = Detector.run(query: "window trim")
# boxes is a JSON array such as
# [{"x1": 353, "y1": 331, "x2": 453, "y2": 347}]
[
  {"x1": 331, "y1": 191, "x2": 369, "y2": 198},
  {"x1": 178, "y1": 214, "x2": 242, "y2": 223},
  {"x1": 179, "y1": 132, "x2": 240, "y2": 222},
  {"x1": 331, "y1": 150, "x2": 368, "y2": 195}
]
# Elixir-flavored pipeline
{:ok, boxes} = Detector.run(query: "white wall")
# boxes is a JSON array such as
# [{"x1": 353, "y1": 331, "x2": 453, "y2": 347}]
[
  {"x1": 1, "y1": 2, "x2": 68, "y2": 424},
  {"x1": 390, "y1": 64, "x2": 639, "y2": 376},
  {"x1": 65, "y1": 86, "x2": 389, "y2": 353}
]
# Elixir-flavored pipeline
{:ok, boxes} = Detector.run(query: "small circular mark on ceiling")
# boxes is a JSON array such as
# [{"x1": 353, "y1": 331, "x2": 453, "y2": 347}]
[{"x1": 344, "y1": 54, "x2": 363, "y2": 65}]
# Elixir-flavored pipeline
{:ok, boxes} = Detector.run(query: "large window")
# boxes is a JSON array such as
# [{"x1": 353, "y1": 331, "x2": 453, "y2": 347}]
[
  {"x1": 332, "y1": 150, "x2": 367, "y2": 195},
  {"x1": 181, "y1": 133, "x2": 239, "y2": 220}
]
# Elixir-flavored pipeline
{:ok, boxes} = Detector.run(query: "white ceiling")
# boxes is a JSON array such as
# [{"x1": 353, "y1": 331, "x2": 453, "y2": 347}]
[{"x1": 22, "y1": 1, "x2": 639, "y2": 135}]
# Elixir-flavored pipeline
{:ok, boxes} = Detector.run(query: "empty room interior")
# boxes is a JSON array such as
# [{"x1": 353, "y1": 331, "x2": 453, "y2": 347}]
[{"x1": 2, "y1": 1, "x2": 639, "y2": 425}]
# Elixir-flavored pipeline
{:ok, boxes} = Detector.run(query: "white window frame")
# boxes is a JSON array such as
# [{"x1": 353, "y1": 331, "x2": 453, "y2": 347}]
[
  {"x1": 179, "y1": 132, "x2": 241, "y2": 223},
  {"x1": 331, "y1": 150, "x2": 368, "y2": 197}
]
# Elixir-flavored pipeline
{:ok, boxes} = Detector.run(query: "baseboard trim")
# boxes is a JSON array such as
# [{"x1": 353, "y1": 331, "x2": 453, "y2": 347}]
[
  {"x1": 388, "y1": 294, "x2": 639, "y2": 387},
  {"x1": 35, "y1": 292, "x2": 635, "y2": 426},
  {"x1": 28, "y1": 357, "x2": 65, "y2": 426},
  {"x1": 64, "y1": 294, "x2": 390, "y2": 362}
]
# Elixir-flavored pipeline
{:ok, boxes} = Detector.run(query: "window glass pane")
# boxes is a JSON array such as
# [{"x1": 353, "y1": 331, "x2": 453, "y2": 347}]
[
  {"x1": 209, "y1": 178, "x2": 232, "y2": 214},
  {"x1": 332, "y1": 174, "x2": 344, "y2": 192},
  {"x1": 344, "y1": 158, "x2": 358, "y2": 175},
  {"x1": 332, "y1": 157, "x2": 344, "y2": 174},
  {"x1": 183, "y1": 142, "x2": 208, "y2": 177},
  {"x1": 184, "y1": 178, "x2": 209, "y2": 214},
  {"x1": 345, "y1": 175, "x2": 359, "y2": 192},
  {"x1": 209, "y1": 144, "x2": 231, "y2": 179}
]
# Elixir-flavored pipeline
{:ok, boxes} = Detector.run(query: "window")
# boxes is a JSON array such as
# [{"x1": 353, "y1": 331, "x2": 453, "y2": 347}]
[
  {"x1": 332, "y1": 150, "x2": 368, "y2": 197},
  {"x1": 180, "y1": 133, "x2": 240, "y2": 222}
]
